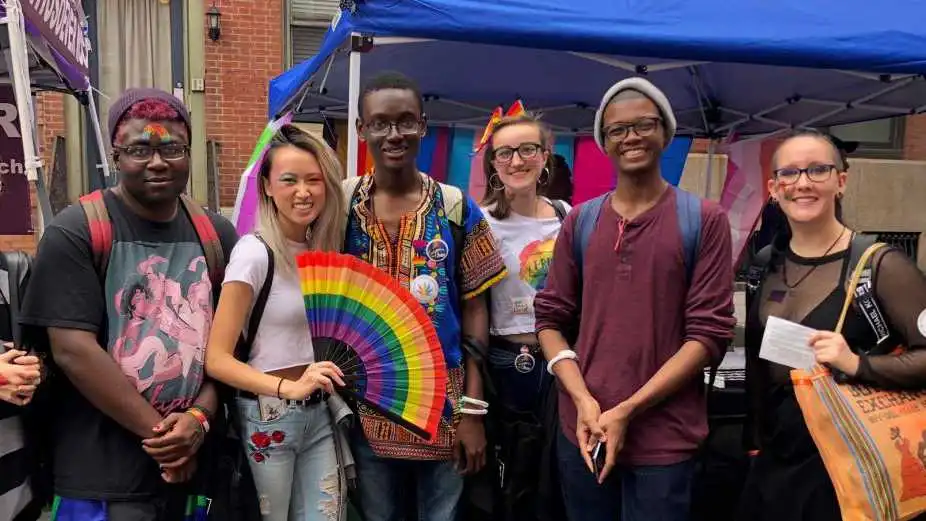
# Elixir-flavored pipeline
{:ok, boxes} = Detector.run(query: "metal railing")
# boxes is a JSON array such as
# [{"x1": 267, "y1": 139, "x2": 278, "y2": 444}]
[{"x1": 862, "y1": 231, "x2": 921, "y2": 261}]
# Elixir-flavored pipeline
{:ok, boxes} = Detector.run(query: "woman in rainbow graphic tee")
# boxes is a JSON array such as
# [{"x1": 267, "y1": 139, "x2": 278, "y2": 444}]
[{"x1": 480, "y1": 114, "x2": 570, "y2": 521}]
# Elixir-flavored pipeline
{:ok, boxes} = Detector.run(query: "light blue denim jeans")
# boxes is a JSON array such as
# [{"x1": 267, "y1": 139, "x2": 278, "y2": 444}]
[{"x1": 237, "y1": 397, "x2": 340, "y2": 521}]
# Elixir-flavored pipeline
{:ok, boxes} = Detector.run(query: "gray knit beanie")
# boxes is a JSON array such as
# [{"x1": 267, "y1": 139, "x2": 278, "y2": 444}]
[
  {"x1": 108, "y1": 87, "x2": 192, "y2": 145},
  {"x1": 593, "y1": 77, "x2": 677, "y2": 152}
]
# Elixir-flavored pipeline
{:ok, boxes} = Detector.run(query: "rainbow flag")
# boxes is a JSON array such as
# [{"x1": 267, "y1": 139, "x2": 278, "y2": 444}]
[
  {"x1": 231, "y1": 112, "x2": 294, "y2": 234},
  {"x1": 506, "y1": 99, "x2": 525, "y2": 117}
]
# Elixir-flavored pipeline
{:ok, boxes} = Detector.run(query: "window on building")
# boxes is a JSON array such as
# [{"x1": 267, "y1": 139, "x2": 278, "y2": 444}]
[
  {"x1": 288, "y1": 0, "x2": 341, "y2": 66},
  {"x1": 861, "y1": 231, "x2": 921, "y2": 262},
  {"x1": 827, "y1": 117, "x2": 905, "y2": 160}
]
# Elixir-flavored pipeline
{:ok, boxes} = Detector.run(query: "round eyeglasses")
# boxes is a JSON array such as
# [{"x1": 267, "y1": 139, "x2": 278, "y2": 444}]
[{"x1": 492, "y1": 142, "x2": 542, "y2": 164}]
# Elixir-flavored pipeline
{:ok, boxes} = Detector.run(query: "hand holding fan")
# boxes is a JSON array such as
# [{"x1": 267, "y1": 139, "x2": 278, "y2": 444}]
[{"x1": 297, "y1": 251, "x2": 448, "y2": 441}]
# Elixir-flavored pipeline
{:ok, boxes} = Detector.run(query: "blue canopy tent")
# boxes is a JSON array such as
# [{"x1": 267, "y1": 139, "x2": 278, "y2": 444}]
[{"x1": 269, "y1": 0, "x2": 926, "y2": 180}]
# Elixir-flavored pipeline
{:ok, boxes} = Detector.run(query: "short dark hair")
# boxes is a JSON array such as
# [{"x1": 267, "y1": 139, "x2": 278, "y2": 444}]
[{"x1": 358, "y1": 71, "x2": 424, "y2": 119}]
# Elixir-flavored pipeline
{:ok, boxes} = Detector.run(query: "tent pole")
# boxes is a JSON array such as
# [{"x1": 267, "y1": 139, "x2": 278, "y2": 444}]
[
  {"x1": 4, "y1": 0, "x2": 45, "y2": 233},
  {"x1": 86, "y1": 91, "x2": 112, "y2": 186},
  {"x1": 703, "y1": 139, "x2": 716, "y2": 200},
  {"x1": 346, "y1": 35, "x2": 362, "y2": 178}
]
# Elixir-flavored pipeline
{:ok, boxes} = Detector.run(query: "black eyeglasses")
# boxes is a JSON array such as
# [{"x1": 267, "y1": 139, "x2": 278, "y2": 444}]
[
  {"x1": 114, "y1": 144, "x2": 189, "y2": 162},
  {"x1": 492, "y1": 142, "x2": 543, "y2": 164},
  {"x1": 603, "y1": 117, "x2": 662, "y2": 143},
  {"x1": 363, "y1": 118, "x2": 424, "y2": 137},
  {"x1": 774, "y1": 164, "x2": 835, "y2": 185}
]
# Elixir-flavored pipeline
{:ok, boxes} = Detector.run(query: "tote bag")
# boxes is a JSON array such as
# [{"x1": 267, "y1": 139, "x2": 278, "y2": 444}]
[{"x1": 792, "y1": 242, "x2": 926, "y2": 521}]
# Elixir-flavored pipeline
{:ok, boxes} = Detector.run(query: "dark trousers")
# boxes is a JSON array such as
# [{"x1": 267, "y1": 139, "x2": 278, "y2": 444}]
[{"x1": 557, "y1": 431, "x2": 695, "y2": 521}]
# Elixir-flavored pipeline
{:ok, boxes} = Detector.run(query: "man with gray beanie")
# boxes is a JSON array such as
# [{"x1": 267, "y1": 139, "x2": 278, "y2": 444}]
[
  {"x1": 19, "y1": 87, "x2": 238, "y2": 520},
  {"x1": 535, "y1": 77, "x2": 735, "y2": 521}
]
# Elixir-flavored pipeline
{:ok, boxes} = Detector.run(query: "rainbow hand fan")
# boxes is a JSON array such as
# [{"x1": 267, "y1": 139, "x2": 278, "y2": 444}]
[{"x1": 297, "y1": 251, "x2": 448, "y2": 441}]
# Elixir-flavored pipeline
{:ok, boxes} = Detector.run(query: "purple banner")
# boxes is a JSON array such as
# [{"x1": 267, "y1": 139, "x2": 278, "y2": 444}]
[
  {"x1": 0, "y1": 86, "x2": 33, "y2": 235},
  {"x1": 19, "y1": 0, "x2": 90, "y2": 88}
]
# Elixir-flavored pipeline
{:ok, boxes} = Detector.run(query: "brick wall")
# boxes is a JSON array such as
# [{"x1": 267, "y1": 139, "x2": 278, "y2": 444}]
[
  {"x1": 204, "y1": 0, "x2": 285, "y2": 208},
  {"x1": 903, "y1": 114, "x2": 926, "y2": 161},
  {"x1": 0, "y1": 91, "x2": 65, "y2": 254}
]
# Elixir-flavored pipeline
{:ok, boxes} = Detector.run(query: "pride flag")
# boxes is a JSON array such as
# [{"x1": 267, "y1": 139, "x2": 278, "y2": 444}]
[
  {"x1": 232, "y1": 112, "x2": 294, "y2": 234},
  {"x1": 720, "y1": 136, "x2": 775, "y2": 265}
]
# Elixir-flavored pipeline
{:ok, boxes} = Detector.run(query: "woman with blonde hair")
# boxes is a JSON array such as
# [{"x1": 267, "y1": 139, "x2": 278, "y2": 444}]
[{"x1": 206, "y1": 124, "x2": 350, "y2": 521}]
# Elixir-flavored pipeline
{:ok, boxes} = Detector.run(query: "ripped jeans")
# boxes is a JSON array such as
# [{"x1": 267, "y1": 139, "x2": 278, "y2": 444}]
[{"x1": 237, "y1": 398, "x2": 340, "y2": 521}]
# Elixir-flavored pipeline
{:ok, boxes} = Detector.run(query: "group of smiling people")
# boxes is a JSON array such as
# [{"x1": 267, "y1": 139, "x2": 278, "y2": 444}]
[{"x1": 1, "y1": 69, "x2": 926, "y2": 521}]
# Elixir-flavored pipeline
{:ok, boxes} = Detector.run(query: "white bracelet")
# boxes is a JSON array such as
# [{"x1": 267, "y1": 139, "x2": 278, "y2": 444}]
[
  {"x1": 547, "y1": 349, "x2": 579, "y2": 375},
  {"x1": 461, "y1": 396, "x2": 489, "y2": 409},
  {"x1": 460, "y1": 407, "x2": 488, "y2": 416}
]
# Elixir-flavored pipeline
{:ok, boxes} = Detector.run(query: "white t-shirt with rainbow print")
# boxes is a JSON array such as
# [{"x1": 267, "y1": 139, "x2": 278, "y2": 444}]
[{"x1": 483, "y1": 199, "x2": 571, "y2": 336}]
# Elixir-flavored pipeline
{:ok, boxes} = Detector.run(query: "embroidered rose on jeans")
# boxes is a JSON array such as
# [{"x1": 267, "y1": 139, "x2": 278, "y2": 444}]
[{"x1": 248, "y1": 430, "x2": 286, "y2": 462}]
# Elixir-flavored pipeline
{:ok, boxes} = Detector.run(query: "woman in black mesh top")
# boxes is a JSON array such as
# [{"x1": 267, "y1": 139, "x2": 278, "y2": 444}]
[{"x1": 736, "y1": 130, "x2": 926, "y2": 521}]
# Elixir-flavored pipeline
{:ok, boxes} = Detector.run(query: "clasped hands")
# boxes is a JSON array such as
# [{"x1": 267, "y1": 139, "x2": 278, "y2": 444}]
[
  {"x1": 0, "y1": 343, "x2": 42, "y2": 406},
  {"x1": 575, "y1": 396, "x2": 633, "y2": 484}
]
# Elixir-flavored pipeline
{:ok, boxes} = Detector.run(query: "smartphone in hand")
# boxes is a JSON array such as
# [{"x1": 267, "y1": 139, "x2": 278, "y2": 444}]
[{"x1": 591, "y1": 440, "x2": 606, "y2": 477}]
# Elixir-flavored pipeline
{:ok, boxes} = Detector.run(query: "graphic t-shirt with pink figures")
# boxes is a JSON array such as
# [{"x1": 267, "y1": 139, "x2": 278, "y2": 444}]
[{"x1": 19, "y1": 189, "x2": 238, "y2": 500}]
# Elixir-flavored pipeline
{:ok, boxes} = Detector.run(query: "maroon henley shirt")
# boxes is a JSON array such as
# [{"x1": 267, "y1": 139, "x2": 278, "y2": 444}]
[{"x1": 535, "y1": 187, "x2": 735, "y2": 465}]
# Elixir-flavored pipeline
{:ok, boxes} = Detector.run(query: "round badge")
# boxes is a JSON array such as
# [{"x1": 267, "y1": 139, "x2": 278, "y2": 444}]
[
  {"x1": 918, "y1": 308, "x2": 926, "y2": 338},
  {"x1": 426, "y1": 238, "x2": 449, "y2": 262},
  {"x1": 410, "y1": 274, "x2": 439, "y2": 304},
  {"x1": 514, "y1": 347, "x2": 536, "y2": 374}
]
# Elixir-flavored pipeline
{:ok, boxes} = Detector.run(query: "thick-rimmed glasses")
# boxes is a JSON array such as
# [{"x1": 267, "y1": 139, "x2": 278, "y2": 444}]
[
  {"x1": 603, "y1": 117, "x2": 662, "y2": 143},
  {"x1": 773, "y1": 164, "x2": 835, "y2": 185},
  {"x1": 363, "y1": 118, "x2": 424, "y2": 137},
  {"x1": 492, "y1": 142, "x2": 542, "y2": 164},
  {"x1": 114, "y1": 144, "x2": 189, "y2": 163}
]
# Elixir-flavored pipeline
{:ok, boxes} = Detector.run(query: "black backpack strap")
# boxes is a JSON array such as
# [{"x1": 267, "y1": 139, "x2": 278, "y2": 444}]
[
  {"x1": 234, "y1": 234, "x2": 275, "y2": 363},
  {"x1": 841, "y1": 232, "x2": 878, "y2": 288},
  {"x1": 5, "y1": 251, "x2": 30, "y2": 347}
]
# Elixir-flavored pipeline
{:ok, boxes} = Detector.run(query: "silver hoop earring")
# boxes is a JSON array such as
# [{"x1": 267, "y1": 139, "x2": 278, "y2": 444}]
[{"x1": 488, "y1": 174, "x2": 504, "y2": 191}]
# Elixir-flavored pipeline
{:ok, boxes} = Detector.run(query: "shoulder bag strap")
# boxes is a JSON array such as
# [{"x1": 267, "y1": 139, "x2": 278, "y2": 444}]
[
  {"x1": 835, "y1": 242, "x2": 889, "y2": 335},
  {"x1": 235, "y1": 234, "x2": 275, "y2": 362}
]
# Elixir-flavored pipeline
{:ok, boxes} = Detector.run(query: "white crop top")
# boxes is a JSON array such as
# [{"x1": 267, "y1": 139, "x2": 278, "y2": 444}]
[
  {"x1": 483, "y1": 200, "x2": 570, "y2": 336},
  {"x1": 223, "y1": 234, "x2": 315, "y2": 372}
]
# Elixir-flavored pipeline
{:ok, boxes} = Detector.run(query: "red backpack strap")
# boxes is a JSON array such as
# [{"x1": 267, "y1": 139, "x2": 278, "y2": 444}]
[
  {"x1": 179, "y1": 194, "x2": 225, "y2": 287},
  {"x1": 79, "y1": 189, "x2": 113, "y2": 278}
]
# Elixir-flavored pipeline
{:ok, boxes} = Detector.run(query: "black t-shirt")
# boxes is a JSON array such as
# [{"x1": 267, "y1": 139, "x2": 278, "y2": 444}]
[{"x1": 19, "y1": 190, "x2": 238, "y2": 500}]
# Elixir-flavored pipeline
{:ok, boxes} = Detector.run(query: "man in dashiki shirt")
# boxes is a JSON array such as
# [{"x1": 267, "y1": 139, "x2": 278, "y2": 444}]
[{"x1": 343, "y1": 71, "x2": 507, "y2": 521}]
